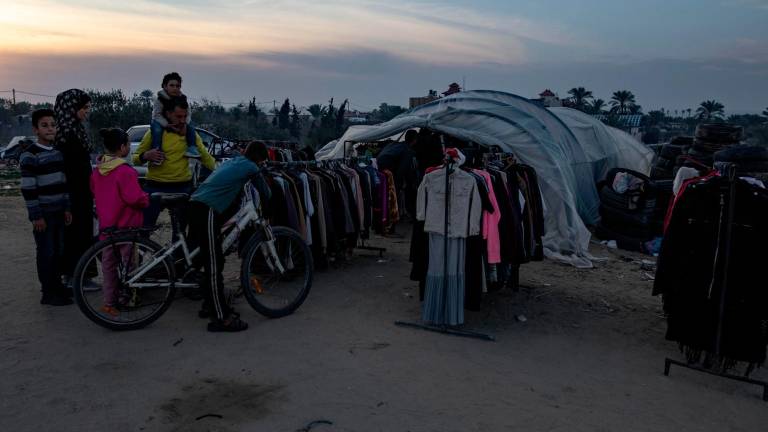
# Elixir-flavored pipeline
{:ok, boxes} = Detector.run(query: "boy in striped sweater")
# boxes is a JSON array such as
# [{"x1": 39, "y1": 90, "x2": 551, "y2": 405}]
[{"x1": 20, "y1": 109, "x2": 73, "y2": 306}]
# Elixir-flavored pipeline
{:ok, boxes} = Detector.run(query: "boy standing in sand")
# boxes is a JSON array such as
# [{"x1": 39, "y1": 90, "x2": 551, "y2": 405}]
[{"x1": 20, "y1": 109, "x2": 73, "y2": 306}]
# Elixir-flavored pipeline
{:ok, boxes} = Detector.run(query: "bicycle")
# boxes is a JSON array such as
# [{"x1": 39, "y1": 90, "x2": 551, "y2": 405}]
[{"x1": 71, "y1": 183, "x2": 313, "y2": 330}]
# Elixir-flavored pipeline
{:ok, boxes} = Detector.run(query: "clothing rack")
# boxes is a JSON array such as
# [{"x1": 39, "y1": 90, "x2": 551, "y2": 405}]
[
  {"x1": 663, "y1": 162, "x2": 768, "y2": 401},
  {"x1": 481, "y1": 150, "x2": 521, "y2": 291},
  {"x1": 265, "y1": 160, "x2": 318, "y2": 168},
  {"x1": 344, "y1": 155, "x2": 386, "y2": 257},
  {"x1": 264, "y1": 140, "x2": 299, "y2": 150},
  {"x1": 266, "y1": 158, "x2": 387, "y2": 257},
  {"x1": 396, "y1": 155, "x2": 495, "y2": 341}
]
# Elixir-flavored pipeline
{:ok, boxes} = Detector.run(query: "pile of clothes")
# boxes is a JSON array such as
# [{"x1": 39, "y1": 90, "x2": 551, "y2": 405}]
[{"x1": 713, "y1": 145, "x2": 768, "y2": 179}]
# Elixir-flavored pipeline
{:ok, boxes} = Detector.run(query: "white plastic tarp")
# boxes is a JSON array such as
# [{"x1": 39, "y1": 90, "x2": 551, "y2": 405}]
[
  {"x1": 549, "y1": 107, "x2": 654, "y2": 181},
  {"x1": 318, "y1": 90, "x2": 653, "y2": 267}
]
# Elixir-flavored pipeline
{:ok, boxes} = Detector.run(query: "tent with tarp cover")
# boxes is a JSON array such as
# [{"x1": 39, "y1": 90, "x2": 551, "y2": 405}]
[{"x1": 317, "y1": 90, "x2": 653, "y2": 267}]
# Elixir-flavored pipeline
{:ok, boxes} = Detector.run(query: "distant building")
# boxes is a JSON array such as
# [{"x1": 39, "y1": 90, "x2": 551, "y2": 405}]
[
  {"x1": 534, "y1": 89, "x2": 562, "y2": 107},
  {"x1": 409, "y1": 89, "x2": 440, "y2": 109},
  {"x1": 409, "y1": 84, "x2": 462, "y2": 108},
  {"x1": 442, "y1": 83, "x2": 462, "y2": 97},
  {"x1": 344, "y1": 109, "x2": 371, "y2": 124},
  {"x1": 593, "y1": 114, "x2": 644, "y2": 137}
]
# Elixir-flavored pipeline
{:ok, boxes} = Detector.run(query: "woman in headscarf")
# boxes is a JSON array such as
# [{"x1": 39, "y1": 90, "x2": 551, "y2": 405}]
[{"x1": 54, "y1": 89, "x2": 94, "y2": 279}]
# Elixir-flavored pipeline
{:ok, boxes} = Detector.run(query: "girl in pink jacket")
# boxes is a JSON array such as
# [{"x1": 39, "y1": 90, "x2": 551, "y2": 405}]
[{"x1": 90, "y1": 128, "x2": 150, "y2": 316}]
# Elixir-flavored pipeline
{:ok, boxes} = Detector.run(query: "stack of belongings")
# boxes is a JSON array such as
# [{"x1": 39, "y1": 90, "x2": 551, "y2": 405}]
[
  {"x1": 595, "y1": 168, "x2": 665, "y2": 252},
  {"x1": 650, "y1": 136, "x2": 692, "y2": 180},
  {"x1": 713, "y1": 145, "x2": 768, "y2": 181},
  {"x1": 675, "y1": 124, "x2": 743, "y2": 174},
  {"x1": 650, "y1": 136, "x2": 693, "y2": 220}
]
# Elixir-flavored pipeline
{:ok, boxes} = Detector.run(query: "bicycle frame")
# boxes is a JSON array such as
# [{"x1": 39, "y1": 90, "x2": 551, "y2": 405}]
[{"x1": 124, "y1": 182, "x2": 285, "y2": 289}]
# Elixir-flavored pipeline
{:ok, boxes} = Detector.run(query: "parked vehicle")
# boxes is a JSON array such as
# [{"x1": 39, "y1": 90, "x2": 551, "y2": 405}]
[
  {"x1": 126, "y1": 125, "x2": 239, "y2": 182},
  {"x1": 126, "y1": 125, "x2": 236, "y2": 159},
  {"x1": 1, "y1": 136, "x2": 37, "y2": 161}
]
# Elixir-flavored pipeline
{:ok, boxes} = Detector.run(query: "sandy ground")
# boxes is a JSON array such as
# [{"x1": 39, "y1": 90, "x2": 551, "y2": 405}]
[{"x1": 1, "y1": 195, "x2": 767, "y2": 432}]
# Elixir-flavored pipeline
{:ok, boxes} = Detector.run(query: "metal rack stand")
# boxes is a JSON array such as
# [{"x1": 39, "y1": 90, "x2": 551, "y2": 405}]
[
  {"x1": 663, "y1": 163, "x2": 768, "y2": 400},
  {"x1": 395, "y1": 157, "x2": 495, "y2": 341},
  {"x1": 664, "y1": 358, "x2": 768, "y2": 401},
  {"x1": 357, "y1": 239, "x2": 386, "y2": 257}
]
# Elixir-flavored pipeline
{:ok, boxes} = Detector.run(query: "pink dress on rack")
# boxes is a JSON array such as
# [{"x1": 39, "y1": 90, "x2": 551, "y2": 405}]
[{"x1": 472, "y1": 169, "x2": 502, "y2": 264}]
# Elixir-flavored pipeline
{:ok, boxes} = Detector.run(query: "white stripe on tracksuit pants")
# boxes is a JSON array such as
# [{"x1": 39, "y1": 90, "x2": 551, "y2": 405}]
[{"x1": 189, "y1": 201, "x2": 229, "y2": 321}]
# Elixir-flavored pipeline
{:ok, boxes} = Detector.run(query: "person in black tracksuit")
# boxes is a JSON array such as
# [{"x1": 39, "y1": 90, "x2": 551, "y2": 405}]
[{"x1": 188, "y1": 141, "x2": 270, "y2": 332}]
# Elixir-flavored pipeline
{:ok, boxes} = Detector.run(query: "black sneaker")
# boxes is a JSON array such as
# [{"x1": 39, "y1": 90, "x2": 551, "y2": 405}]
[
  {"x1": 207, "y1": 315, "x2": 248, "y2": 332},
  {"x1": 40, "y1": 294, "x2": 73, "y2": 306}
]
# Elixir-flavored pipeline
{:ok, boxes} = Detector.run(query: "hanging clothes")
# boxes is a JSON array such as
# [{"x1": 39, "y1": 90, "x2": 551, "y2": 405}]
[
  {"x1": 410, "y1": 152, "x2": 545, "y2": 317},
  {"x1": 422, "y1": 234, "x2": 466, "y2": 325},
  {"x1": 262, "y1": 158, "x2": 397, "y2": 263},
  {"x1": 416, "y1": 164, "x2": 482, "y2": 326},
  {"x1": 654, "y1": 175, "x2": 768, "y2": 368}
]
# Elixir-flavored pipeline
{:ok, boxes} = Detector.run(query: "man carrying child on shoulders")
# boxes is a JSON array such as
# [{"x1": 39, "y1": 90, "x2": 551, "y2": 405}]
[{"x1": 133, "y1": 94, "x2": 216, "y2": 230}]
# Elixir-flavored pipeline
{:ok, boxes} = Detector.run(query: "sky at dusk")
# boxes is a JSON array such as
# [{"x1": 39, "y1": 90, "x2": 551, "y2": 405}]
[{"x1": 1, "y1": 0, "x2": 767, "y2": 113}]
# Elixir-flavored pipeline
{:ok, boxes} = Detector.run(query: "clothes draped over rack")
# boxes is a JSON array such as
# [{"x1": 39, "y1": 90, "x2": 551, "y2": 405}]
[
  {"x1": 654, "y1": 170, "x2": 768, "y2": 371},
  {"x1": 261, "y1": 158, "x2": 399, "y2": 268},
  {"x1": 411, "y1": 151, "x2": 545, "y2": 326}
]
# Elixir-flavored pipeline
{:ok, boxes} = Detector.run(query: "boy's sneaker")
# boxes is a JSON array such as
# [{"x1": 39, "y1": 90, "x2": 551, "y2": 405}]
[
  {"x1": 40, "y1": 294, "x2": 73, "y2": 306},
  {"x1": 184, "y1": 147, "x2": 201, "y2": 159},
  {"x1": 100, "y1": 305, "x2": 120, "y2": 317}
]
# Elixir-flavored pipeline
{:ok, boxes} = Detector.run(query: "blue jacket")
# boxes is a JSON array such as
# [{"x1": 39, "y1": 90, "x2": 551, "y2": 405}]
[{"x1": 191, "y1": 156, "x2": 266, "y2": 214}]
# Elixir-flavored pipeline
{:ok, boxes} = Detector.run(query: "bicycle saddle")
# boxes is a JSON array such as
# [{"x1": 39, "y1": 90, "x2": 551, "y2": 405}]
[{"x1": 151, "y1": 192, "x2": 190, "y2": 204}]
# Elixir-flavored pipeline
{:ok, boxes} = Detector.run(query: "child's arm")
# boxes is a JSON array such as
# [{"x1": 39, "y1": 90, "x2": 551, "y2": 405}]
[
  {"x1": 132, "y1": 130, "x2": 153, "y2": 165},
  {"x1": 19, "y1": 150, "x2": 43, "y2": 224},
  {"x1": 152, "y1": 98, "x2": 169, "y2": 128},
  {"x1": 118, "y1": 167, "x2": 150, "y2": 209}
]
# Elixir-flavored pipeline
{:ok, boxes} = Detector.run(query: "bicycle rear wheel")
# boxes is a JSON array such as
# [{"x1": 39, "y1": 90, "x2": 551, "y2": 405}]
[
  {"x1": 72, "y1": 235, "x2": 176, "y2": 330},
  {"x1": 240, "y1": 226, "x2": 313, "y2": 318}
]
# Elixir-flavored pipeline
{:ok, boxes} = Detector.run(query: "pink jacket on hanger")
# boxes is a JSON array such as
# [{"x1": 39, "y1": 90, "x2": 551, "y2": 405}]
[{"x1": 472, "y1": 169, "x2": 502, "y2": 264}]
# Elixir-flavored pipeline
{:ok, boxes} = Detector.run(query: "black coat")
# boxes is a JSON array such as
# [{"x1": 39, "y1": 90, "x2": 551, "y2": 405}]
[
  {"x1": 58, "y1": 131, "x2": 94, "y2": 274},
  {"x1": 654, "y1": 176, "x2": 768, "y2": 366}
]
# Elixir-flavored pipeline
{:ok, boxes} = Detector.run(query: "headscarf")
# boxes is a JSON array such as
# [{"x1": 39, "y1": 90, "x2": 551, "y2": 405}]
[{"x1": 54, "y1": 89, "x2": 92, "y2": 151}]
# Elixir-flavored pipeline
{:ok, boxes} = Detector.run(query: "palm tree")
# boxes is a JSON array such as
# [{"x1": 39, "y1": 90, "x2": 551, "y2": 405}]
[
  {"x1": 696, "y1": 100, "x2": 725, "y2": 121},
  {"x1": 589, "y1": 98, "x2": 607, "y2": 115},
  {"x1": 763, "y1": 107, "x2": 768, "y2": 118},
  {"x1": 567, "y1": 87, "x2": 593, "y2": 111},
  {"x1": 307, "y1": 104, "x2": 325, "y2": 119},
  {"x1": 686, "y1": 108, "x2": 692, "y2": 118},
  {"x1": 609, "y1": 90, "x2": 637, "y2": 115}
]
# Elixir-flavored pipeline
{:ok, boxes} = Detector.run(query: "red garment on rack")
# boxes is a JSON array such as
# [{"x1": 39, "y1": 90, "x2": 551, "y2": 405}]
[{"x1": 663, "y1": 171, "x2": 719, "y2": 233}]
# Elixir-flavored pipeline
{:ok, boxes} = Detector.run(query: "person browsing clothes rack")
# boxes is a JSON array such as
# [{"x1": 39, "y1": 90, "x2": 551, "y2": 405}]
[{"x1": 188, "y1": 141, "x2": 271, "y2": 332}]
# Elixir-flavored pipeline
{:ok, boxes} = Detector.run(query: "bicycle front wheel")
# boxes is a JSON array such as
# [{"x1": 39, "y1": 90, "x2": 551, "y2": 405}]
[
  {"x1": 72, "y1": 235, "x2": 176, "y2": 330},
  {"x1": 240, "y1": 226, "x2": 313, "y2": 318}
]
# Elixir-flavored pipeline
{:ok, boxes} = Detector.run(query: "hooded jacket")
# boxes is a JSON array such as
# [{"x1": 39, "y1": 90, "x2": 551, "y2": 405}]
[{"x1": 90, "y1": 156, "x2": 150, "y2": 238}]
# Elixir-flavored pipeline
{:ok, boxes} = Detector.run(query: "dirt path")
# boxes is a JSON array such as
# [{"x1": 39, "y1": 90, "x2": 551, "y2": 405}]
[{"x1": 1, "y1": 196, "x2": 766, "y2": 431}]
